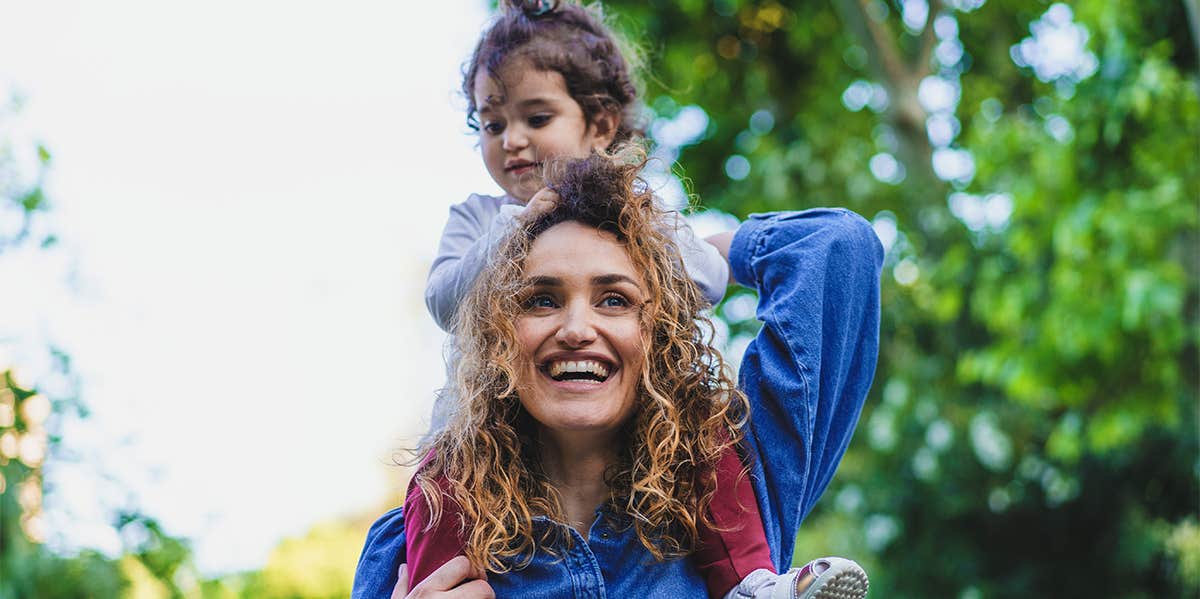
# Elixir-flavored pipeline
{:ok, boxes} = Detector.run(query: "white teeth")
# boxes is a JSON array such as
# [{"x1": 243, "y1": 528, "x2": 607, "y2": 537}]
[{"x1": 547, "y1": 360, "x2": 610, "y2": 379}]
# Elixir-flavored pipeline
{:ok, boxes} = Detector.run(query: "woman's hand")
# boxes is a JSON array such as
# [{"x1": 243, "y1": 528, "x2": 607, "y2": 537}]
[{"x1": 391, "y1": 557, "x2": 494, "y2": 599}]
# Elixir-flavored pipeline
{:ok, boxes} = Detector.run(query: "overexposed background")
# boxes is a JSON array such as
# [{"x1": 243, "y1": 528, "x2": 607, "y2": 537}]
[{"x1": 0, "y1": 0, "x2": 501, "y2": 574}]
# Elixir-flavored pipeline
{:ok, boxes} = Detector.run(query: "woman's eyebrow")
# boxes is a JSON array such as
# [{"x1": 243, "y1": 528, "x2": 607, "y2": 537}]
[
  {"x1": 522, "y1": 274, "x2": 638, "y2": 287},
  {"x1": 524, "y1": 275, "x2": 563, "y2": 287},
  {"x1": 592, "y1": 274, "x2": 640, "y2": 287}
]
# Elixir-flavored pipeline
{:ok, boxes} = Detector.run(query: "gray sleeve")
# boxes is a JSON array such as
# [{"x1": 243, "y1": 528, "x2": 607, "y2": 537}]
[
  {"x1": 663, "y1": 211, "x2": 730, "y2": 306},
  {"x1": 425, "y1": 199, "x2": 523, "y2": 332}
]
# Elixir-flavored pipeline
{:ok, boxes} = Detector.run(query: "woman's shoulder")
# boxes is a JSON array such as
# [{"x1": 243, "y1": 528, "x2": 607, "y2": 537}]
[
  {"x1": 354, "y1": 469, "x2": 454, "y2": 554},
  {"x1": 361, "y1": 505, "x2": 407, "y2": 556},
  {"x1": 368, "y1": 504, "x2": 406, "y2": 532},
  {"x1": 352, "y1": 473, "x2": 466, "y2": 595}
]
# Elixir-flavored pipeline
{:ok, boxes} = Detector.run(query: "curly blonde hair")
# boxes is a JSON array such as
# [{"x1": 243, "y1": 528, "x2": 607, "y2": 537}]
[{"x1": 415, "y1": 147, "x2": 748, "y2": 573}]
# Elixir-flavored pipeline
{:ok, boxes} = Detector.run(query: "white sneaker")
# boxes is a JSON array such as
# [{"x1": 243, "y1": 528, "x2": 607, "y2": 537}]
[{"x1": 773, "y1": 557, "x2": 869, "y2": 599}]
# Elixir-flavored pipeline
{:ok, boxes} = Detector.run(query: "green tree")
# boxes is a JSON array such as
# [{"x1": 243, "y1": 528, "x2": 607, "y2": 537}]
[{"x1": 602, "y1": 0, "x2": 1199, "y2": 596}]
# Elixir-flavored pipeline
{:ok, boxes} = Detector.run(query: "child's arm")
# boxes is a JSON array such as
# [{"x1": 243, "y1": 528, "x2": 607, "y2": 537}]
[
  {"x1": 426, "y1": 192, "x2": 559, "y2": 332},
  {"x1": 662, "y1": 211, "x2": 731, "y2": 305},
  {"x1": 425, "y1": 195, "x2": 524, "y2": 332}
]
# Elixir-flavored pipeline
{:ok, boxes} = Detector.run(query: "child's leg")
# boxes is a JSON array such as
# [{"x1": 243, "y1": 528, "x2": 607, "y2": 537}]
[
  {"x1": 693, "y1": 443, "x2": 774, "y2": 596},
  {"x1": 696, "y1": 436, "x2": 870, "y2": 599},
  {"x1": 722, "y1": 557, "x2": 869, "y2": 599}
]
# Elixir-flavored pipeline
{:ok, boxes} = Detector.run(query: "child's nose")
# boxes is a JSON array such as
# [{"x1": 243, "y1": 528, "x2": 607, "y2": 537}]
[{"x1": 502, "y1": 126, "x2": 529, "y2": 152}]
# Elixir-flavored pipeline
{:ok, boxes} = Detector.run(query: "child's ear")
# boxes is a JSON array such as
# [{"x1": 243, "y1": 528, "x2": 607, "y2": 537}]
[{"x1": 588, "y1": 110, "x2": 619, "y2": 151}]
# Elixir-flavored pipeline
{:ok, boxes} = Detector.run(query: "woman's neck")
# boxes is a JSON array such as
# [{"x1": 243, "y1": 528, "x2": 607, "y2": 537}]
[{"x1": 538, "y1": 430, "x2": 616, "y2": 539}]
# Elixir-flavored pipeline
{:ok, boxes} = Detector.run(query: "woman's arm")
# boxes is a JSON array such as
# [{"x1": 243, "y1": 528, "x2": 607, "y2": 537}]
[{"x1": 728, "y1": 209, "x2": 884, "y2": 573}]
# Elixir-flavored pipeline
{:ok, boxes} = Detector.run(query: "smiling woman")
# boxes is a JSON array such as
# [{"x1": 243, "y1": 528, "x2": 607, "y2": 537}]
[
  {"x1": 513, "y1": 221, "x2": 646, "y2": 439},
  {"x1": 353, "y1": 146, "x2": 884, "y2": 598},
  {"x1": 417, "y1": 148, "x2": 747, "y2": 585}
]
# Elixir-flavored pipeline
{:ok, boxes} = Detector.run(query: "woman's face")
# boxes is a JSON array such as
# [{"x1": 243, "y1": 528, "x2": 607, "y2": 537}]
[{"x1": 514, "y1": 221, "x2": 646, "y2": 439}]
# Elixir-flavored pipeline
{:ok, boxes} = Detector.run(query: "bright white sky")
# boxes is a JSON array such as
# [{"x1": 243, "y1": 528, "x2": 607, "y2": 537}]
[{"x1": 0, "y1": 0, "x2": 501, "y2": 574}]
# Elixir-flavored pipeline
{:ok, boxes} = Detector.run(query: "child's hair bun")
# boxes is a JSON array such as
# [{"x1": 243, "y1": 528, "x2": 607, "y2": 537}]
[{"x1": 504, "y1": 0, "x2": 560, "y2": 19}]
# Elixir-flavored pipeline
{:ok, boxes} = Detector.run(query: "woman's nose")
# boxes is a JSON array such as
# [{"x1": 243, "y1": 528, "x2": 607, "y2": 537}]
[{"x1": 555, "y1": 306, "x2": 597, "y2": 347}]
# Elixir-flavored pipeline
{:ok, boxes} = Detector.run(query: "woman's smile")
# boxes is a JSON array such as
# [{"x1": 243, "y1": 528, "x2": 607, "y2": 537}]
[{"x1": 540, "y1": 352, "x2": 614, "y2": 385}]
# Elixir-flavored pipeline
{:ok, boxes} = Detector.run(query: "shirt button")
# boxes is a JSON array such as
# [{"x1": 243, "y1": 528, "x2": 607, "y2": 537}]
[{"x1": 599, "y1": 531, "x2": 610, "y2": 539}]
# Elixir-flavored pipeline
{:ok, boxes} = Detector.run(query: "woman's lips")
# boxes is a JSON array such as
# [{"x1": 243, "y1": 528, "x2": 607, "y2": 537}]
[
  {"x1": 540, "y1": 370, "x2": 614, "y2": 392},
  {"x1": 537, "y1": 360, "x2": 618, "y2": 392}
]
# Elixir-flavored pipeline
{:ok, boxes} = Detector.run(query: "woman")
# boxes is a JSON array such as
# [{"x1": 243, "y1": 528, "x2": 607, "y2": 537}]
[{"x1": 353, "y1": 152, "x2": 883, "y2": 598}]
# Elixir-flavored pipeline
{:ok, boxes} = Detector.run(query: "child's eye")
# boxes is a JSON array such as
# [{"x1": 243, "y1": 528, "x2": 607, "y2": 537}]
[
  {"x1": 528, "y1": 114, "x2": 552, "y2": 128},
  {"x1": 482, "y1": 121, "x2": 504, "y2": 135}
]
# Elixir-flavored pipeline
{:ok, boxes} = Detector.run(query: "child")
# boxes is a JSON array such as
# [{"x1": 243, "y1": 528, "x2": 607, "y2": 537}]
[
  {"x1": 360, "y1": 2, "x2": 869, "y2": 598},
  {"x1": 422, "y1": 0, "x2": 728, "y2": 434}
]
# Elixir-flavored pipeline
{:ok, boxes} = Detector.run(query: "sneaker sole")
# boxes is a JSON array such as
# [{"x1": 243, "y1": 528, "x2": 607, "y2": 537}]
[{"x1": 797, "y1": 560, "x2": 869, "y2": 599}]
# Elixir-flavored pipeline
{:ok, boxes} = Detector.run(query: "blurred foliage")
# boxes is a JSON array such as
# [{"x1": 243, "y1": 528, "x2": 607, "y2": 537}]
[
  {"x1": 600, "y1": 0, "x2": 1199, "y2": 596},
  {"x1": 0, "y1": 368, "x2": 191, "y2": 599},
  {"x1": 171, "y1": 515, "x2": 374, "y2": 599},
  {"x1": 239, "y1": 516, "x2": 372, "y2": 599},
  {"x1": 1, "y1": 95, "x2": 205, "y2": 599},
  {"x1": 0, "y1": 94, "x2": 53, "y2": 253},
  {"x1": 1, "y1": 90, "x2": 378, "y2": 599}
]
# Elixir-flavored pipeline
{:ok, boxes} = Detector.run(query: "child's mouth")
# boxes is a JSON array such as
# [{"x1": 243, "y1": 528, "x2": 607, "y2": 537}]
[{"x1": 506, "y1": 161, "x2": 542, "y2": 175}]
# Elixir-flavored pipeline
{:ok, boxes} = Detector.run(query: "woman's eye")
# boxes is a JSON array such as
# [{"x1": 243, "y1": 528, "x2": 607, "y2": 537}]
[
  {"x1": 528, "y1": 114, "x2": 551, "y2": 127},
  {"x1": 599, "y1": 294, "x2": 630, "y2": 308},
  {"x1": 523, "y1": 294, "x2": 557, "y2": 310}
]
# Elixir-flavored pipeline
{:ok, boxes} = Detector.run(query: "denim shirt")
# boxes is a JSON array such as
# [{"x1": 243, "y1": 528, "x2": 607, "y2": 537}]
[
  {"x1": 352, "y1": 208, "x2": 883, "y2": 597},
  {"x1": 492, "y1": 511, "x2": 705, "y2": 598}
]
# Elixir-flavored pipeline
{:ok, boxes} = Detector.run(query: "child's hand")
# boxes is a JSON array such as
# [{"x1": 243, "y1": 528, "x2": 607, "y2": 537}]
[
  {"x1": 521, "y1": 188, "x2": 560, "y2": 222},
  {"x1": 704, "y1": 231, "x2": 737, "y2": 287}
]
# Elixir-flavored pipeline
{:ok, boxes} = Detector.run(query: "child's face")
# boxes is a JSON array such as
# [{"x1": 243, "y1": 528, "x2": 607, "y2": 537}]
[{"x1": 474, "y1": 60, "x2": 616, "y2": 202}]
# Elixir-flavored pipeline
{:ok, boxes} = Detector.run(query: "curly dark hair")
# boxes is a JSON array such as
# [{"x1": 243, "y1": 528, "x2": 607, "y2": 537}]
[
  {"x1": 416, "y1": 145, "x2": 748, "y2": 572},
  {"x1": 462, "y1": 0, "x2": 645, "y2": 147}
]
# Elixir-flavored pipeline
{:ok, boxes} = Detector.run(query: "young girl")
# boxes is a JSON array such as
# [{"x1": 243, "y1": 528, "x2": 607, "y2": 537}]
[
  {"x1": 352, "y1": 2, "x2": 869, "y2": 598},
  {"x1": 423, "y1": 0, "x2": 730, "y2": 432}
]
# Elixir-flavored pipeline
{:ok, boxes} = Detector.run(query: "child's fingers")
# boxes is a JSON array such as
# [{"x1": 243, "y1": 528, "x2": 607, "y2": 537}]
[
  {"x1": 523, "y1": 188, "x2": 560, "y2": 219},
  {"x1": 529, "y1": 187, "x2": 560, "y2": 206}
]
